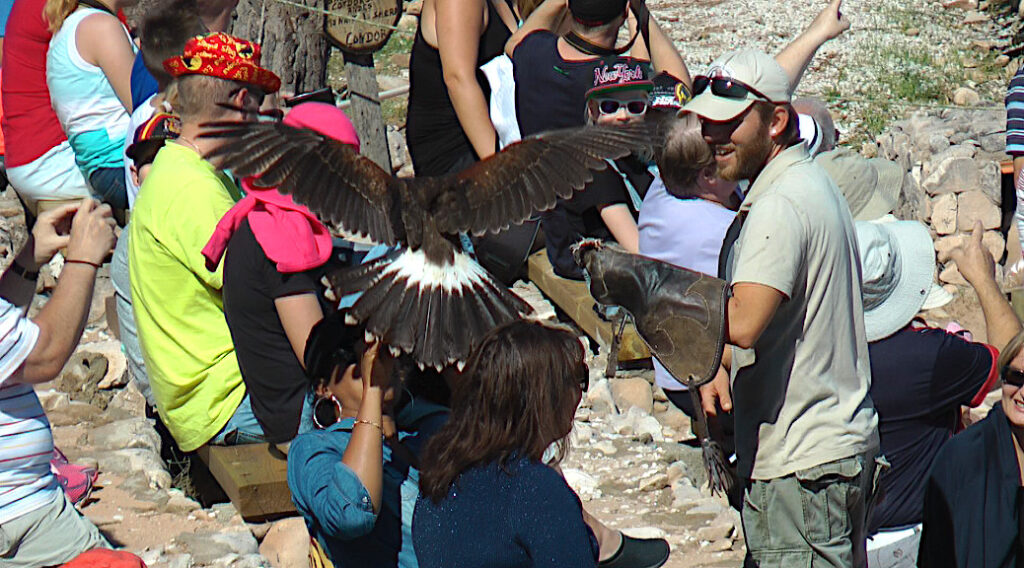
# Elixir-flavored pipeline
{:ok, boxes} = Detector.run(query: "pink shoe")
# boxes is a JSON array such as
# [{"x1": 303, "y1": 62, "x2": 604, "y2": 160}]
[{"x1": 50, "y1": 448, "x2": 98, "y2": 505}]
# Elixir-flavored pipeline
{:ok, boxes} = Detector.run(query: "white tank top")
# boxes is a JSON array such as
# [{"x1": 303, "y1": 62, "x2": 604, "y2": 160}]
[{"x1": 46, "y1": 7, "x2": 134, "y2": 176}]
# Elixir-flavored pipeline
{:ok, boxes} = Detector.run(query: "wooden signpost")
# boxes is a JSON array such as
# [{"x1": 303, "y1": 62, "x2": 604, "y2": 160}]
[{"x1": 325, "y1": 0, "x2": 403, "y2": 170}]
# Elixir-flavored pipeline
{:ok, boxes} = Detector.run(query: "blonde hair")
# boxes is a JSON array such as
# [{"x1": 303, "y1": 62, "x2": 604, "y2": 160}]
[
  {"x1": 998, "y1": 329, "x2": 1024, "y2": 373},
  {"x1": 656, "y1": 113, "x2": 714, "y2": 196},
  {"x1": 515, "y1": 0, "x2": 544, "y2": 20},
  {"x1": 168, "y1": 75, "x2": 246, "y2": 122},
  {"x1": 45, "y1": 0, "x2": 79, "y2": 32}
]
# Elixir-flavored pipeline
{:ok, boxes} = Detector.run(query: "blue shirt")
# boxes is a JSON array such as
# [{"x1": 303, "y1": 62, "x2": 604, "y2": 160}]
[
  {"x1": 413, "y1": 456, "x2": 598, "y2": 568},
  {"x1": 130, "y1": 51, "x2": 159, "y2": 111},
  {"x1": 867, "y1": 325, "x2": 996, "y2": 533},
  {"x1": 288, "y1": 399, "x2": 448, "y2": 568},
  {"x1": 0, "y1": 0, "x2": 14, "y2": 36}
]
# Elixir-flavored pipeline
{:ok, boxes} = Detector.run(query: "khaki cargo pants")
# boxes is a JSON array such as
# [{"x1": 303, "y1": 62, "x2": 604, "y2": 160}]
[{"x1": 742, "y1": 452, "x2": 885, "y2": 568}]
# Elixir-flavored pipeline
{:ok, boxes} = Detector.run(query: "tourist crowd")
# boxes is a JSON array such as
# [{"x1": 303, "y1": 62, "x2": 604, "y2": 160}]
[{"x1": 0, "y1": 0, "x2": 1022, "y2": 566}]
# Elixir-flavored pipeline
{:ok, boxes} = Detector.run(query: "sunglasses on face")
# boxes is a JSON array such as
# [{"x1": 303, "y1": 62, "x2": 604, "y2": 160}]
[
  {"x1": 693, "y1": 75, "x2": 774, "y2": 103},
  {"x1": 1002, "y1": 366, "x2": 1024, "y2": 388},
  {"x1": 595, "y1": 98, "x2": 649, "y2": 116}
]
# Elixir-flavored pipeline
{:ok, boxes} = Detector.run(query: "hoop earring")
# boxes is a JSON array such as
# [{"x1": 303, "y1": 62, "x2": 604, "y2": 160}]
[{"x1": 313, "y1": 395, "x2": 342, "y2": 430}]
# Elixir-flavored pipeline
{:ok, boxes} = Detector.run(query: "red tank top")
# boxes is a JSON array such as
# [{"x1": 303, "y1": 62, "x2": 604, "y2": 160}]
[{"x1": 1, "y1": 0, "x2": 69, "y2": 167}]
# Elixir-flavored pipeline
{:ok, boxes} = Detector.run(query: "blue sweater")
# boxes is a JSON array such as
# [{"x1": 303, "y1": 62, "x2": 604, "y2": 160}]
[
  {"x1": 287, "y1": 399, "x2": 448, "y2": 568},
  {"x1": 412, "y1": 457, "x2": 599, "y2": 568}
]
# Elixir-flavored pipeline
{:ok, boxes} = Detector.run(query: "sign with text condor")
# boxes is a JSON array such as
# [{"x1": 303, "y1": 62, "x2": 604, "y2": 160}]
[{"x1": 324, "y1": 0, "x2": 401, "y2": 53}]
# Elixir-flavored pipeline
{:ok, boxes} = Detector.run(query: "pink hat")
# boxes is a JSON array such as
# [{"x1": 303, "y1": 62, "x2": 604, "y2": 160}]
[
  {"x1": 201, "y1": 102, "x2": 361, "y2": 274},
  {"x1": 283, "y1": 102, "x2": 360, "y2": 153}
]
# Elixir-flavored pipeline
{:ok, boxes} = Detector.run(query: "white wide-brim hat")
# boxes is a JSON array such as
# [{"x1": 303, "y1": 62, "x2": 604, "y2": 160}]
[{"x1": 857, "y1": 216, "x2": 953, "y2": 341}]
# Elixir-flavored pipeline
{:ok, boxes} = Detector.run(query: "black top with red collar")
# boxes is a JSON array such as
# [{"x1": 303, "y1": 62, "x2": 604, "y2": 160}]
[{"x1": 867, "y1": 322, "x2": 998, "y2": 534}]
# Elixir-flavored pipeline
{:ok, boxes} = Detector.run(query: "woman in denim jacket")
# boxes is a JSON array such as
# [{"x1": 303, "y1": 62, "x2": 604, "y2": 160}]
[{"x1": 287, "y1": 312, "x2": 448, "y2": 568}]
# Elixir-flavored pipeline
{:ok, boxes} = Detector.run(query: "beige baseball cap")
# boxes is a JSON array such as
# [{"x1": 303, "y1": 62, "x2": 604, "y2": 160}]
[{"x1": 681, "y1": 50, "x2": 792, "y2": 122}]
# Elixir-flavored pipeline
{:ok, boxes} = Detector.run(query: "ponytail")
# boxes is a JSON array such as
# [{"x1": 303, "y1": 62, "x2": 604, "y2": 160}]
[{"x1": 45, "y1": 0, "x2": 79, "y2": 32}]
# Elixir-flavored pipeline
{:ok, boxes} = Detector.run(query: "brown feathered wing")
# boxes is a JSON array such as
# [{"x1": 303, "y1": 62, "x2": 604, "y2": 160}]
[{"x1": 200, "y1": 121, "x2": 656, "y2": 370}]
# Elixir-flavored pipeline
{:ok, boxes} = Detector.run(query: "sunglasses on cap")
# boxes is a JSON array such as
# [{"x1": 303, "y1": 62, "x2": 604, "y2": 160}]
[
  {"x1": 693, "y1": 75, "x2": 773, "y2": 103},
  {"x1": 1002, "y1": 366, "x2": 1024, "y2": 388},
  {"x1": 596, "y1": 98, "x2": 648, "y2": 116}
]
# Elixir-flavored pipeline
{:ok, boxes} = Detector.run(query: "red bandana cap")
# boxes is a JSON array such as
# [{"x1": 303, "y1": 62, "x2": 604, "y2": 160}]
[{"x1": 163, "y1": 32, "x2": 281, "y2": 94}]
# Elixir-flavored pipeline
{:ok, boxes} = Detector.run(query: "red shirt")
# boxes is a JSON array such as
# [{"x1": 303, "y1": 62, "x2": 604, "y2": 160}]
[{"x1": 1, "y1": 0, "x2": 68, "y2": 167}]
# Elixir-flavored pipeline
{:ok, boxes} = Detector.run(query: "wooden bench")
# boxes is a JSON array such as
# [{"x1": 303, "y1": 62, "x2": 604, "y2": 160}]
[
  {"x1": 196, "y1": 443, "x2": 295, "y2": 521},
  {"x1": 526, "y1": 250, "x2": 650, "y2": 362}
]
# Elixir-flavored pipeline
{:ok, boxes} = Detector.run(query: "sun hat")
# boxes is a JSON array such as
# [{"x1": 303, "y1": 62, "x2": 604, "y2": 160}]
[
  {"x1": 817, "y1": 147, "x2": 902, "y2": 221},
  {"x1": 163, "y1": 32, "x2": 281, "y2": 94},
  {"x1": 126, "y1": 112, "x2": 181, "y2": 166},
  {"x1": 856, "y1": 216, "x2": 954, "y2": 341},
  {"x1": 680, "y1": 49, "x2": 791, "y2": 122},
  {"x1": 569, "y1": 0, "x2": 628, "y2": 25},
  {"x1": 584, "y1": 58, "x2": 654, "y2": 100}
]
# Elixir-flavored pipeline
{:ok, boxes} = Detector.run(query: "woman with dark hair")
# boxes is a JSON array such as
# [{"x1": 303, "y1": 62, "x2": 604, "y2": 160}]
[
  {"x1": 287, "y1": 311, "x2": 449, "y2": 568},
  {"x1": 413, "y1": 319, "x2": 597, "y2": 567},
  {"x1": 918, "y1": 328, "x2": 1024, "y2": 567}
]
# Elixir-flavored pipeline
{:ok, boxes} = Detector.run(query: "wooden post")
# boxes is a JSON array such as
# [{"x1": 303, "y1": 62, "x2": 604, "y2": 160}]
[{"x1": 342, "y1": 51, "x2": 393, "y2": 171}]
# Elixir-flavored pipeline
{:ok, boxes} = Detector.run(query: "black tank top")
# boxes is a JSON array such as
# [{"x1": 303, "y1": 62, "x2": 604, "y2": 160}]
[{"x1": 406, "y1": 0, "x2": 513, "y2": 176}]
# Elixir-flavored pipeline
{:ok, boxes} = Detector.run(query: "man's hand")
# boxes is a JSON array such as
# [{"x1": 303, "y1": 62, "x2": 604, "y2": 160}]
[
  {"x1": 699, "y1": 365, "x2": 732, "y2": 417},
  {"x1": 64, "y1": 198, "x2": 116, "y2": 265},
  {"x1": 807, "y1": 0, "x2": 850, "y2": 42},
  {"x1": 941, "y1": 221, "x2": 994, "y2": 287},
  {"x1": 31, "y1": 202, "x2": 78, "y2": 267}
]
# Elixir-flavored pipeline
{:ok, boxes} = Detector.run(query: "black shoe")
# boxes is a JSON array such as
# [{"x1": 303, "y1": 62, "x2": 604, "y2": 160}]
[{"x1": 598, "y1": 534, "x2": 670, "y2": 568}]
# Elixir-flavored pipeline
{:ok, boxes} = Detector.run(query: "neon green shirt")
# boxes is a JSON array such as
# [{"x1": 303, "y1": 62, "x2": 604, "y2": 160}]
[{"x1": 129, "y1": 142, "x2": 245, "y2": 451}]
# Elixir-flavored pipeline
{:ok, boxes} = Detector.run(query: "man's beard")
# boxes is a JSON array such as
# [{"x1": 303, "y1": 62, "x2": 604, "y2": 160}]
[{"x1": 715, "y1": 123, "x2": 772, "y2": 182}]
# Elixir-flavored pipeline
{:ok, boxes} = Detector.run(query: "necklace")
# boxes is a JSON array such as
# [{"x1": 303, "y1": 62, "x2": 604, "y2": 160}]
[{"x1": 175, "y1": 136, "x2": 202, "y2": 154}]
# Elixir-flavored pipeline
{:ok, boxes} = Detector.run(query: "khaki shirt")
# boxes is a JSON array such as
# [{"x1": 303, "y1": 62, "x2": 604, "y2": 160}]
[{"x1": 728, "y1": 143, "x2": 878, "y2": 480}]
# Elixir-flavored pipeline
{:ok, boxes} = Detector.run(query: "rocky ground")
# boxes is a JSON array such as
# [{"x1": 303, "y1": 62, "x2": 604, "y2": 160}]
[{"x1": 12, "y1": 0, "x2": 1022, "y2": 567}]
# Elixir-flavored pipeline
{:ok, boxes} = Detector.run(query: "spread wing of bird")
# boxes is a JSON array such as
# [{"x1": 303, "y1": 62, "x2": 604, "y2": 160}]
[
  {"x1": 202, "y1": 120, "x2": 655, "y2": 244},
  {"x1": 201, "y1": 120, "x2": 399, "y2": 245},
  {"x1": 429, "y1": 122, "x2": 656, "y2": 236}
]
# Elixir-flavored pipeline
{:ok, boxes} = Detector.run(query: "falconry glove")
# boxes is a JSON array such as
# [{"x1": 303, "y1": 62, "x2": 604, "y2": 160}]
[{"x1": 572, "y1": 240, "x2": 729, "y2": 388}]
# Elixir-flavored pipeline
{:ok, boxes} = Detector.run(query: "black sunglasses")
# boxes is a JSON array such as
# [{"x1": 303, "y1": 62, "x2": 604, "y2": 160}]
[
  {"x1": 596, "y1": 98, "x2": 648, "y2": 116},
  {"x1": 1002, "y1": 366, "x2": 1024, "y2": 388},
  {"x1": 693, "y1": 75, "x2": 774, "y2": 103}
]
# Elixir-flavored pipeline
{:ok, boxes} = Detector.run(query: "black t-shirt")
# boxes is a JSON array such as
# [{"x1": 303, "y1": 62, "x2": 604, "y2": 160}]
[
  {"x1": 513, "y1": 31, "x2": 596, "y2": 137},
  {"x1": 867, "y1": 325, "x2": 997, "y2": 533},
  {"x1": 222, "y1": 220, "x2": 330, "y2": 443},
  {"x1": 541, "y1": 157, "x2": 651, "y2": 279}
]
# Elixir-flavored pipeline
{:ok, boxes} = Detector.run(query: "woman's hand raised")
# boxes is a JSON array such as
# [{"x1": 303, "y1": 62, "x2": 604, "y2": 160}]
[{"x1": 360, "y1": 340, "x2": 395, "y2": 392}]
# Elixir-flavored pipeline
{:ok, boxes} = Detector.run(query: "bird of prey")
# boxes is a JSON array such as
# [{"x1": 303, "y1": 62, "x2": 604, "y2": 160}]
[{"x1": 201, "y1": 120, "x2": 655, "y2": 370}]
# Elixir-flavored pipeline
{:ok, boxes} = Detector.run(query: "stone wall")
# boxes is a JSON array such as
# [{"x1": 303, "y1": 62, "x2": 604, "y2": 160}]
[{"x1": 870, "y1": 109, "x2": 1014, "y2": 305}]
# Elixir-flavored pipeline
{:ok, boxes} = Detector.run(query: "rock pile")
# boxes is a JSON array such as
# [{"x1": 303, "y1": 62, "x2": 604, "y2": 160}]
[
  {"x1": 870, "y1": 108, "x2": 1014, "y2": 338},
  {"x1": 557, "y1": 345, "x2": 746, "y2": 567}
]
